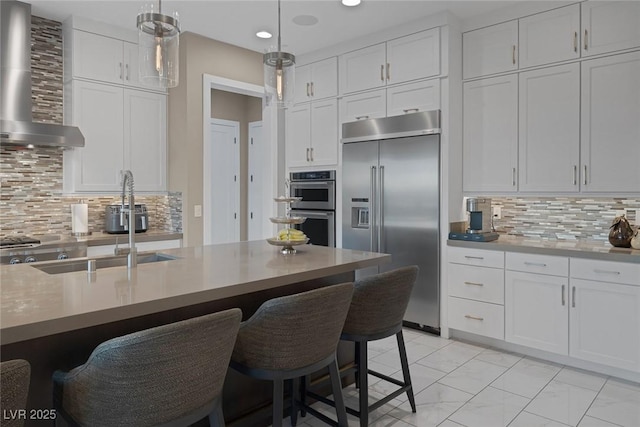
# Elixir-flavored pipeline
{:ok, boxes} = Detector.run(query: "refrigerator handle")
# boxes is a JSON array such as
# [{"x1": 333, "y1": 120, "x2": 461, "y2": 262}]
[
  {"x1": 379, "y1": 165, "x2": 385, "y2": 252},
  {"x1": 370, "y1": 166, "x2": 377, "y2": 252}
]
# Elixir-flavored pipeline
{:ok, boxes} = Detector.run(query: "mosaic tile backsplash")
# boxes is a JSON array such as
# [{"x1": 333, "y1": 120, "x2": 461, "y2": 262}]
[
  {"x1": 491, "y1": 197, "x2": 640, "y2": 241},
  {"x1": 0, "y1": 16, "x2": 182, "y2": 238}
]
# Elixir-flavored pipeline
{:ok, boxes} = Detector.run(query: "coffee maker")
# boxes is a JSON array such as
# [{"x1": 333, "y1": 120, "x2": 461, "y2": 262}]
[{"x1": 466, "y1": 198, "x2": 492, "y2": 234}]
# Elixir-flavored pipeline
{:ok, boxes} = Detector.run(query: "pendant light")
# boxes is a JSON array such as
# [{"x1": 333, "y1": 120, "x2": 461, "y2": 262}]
[
  {"x1": 264, "y1": 0, "x2": 295, "y2": 107},
  {"x1": 137, "y1": 0, "x2": 180, "y2": 88}
]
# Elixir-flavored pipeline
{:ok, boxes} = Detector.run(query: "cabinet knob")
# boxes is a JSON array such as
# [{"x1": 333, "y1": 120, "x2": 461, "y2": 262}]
[
  {"x1": 380, "y1": 64, "x2": 384, "y2": 81},
  {"x1": 512, "y1": 45, "x2": 516, "y2": 65},
  {"x1": 584, "y1": 29, "x2": 588, "y2": 51},
  {"x1": 573, "y1": 32, "x2": 578, "y2": 53},
  {"x1": 386, "y1": 62, "x2": 390, "y2": 81}
]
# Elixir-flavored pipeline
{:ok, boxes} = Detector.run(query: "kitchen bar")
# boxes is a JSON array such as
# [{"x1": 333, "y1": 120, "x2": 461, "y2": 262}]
[{"x1": 0, "y1": 241, "x2": 389, "y2": 425}]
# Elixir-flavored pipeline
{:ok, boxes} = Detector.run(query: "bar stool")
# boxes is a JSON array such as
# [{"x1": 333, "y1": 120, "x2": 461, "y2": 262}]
[
  {"x1": 305, "y1": 266, "x2": 419, "y2": 427},
  {"x1": 52, "y1": 308, "x2": 242, "y2": 427},
  {"x1": 1, "y1": 359, "x2": 31, "y2": 427},
  {"x1": 230, "y1": 283, "x2": 354, "y2": 427}
]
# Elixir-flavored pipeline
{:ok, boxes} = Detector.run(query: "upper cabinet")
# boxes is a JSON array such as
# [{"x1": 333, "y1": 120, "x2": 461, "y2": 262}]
[
  {"x1": 294, "y1": 57, "x2": 338, "y2": 104},
  {"x1": 286, "y1": 99, "x2": 338, "y2": 168},
  {"x1": 339, "y1": 28, "x2": 440, "y2": 95},
  {"x1": 581, "y1": 1, "x2": 640, "y2": 57},
  {"x1": 463, "y1": 21, "x2": 518, "y2": 80},
  {"x1": 519, "y1": 4, "x2": 580, "y2": 68}
]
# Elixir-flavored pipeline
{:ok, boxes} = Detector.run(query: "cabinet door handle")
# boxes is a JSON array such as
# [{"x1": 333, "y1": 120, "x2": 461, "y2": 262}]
[
  {"x1": 562, "y1": 285, "x2": 566, "y2": 306},
  {"x1": 524, "y1": 261, "x2": 547, "y2": 267},
  {"x1": 306, "y1": 82, "x2": 310, "y2": 97},
  {"x1": 512, "y1": 168, "x2": 517, "y2": 186},
  {"x1": 464, "y1": 281, "x2": 484, "y2": 287},
  {"x1": 310, "y1": 147, "x2": 314, "y2": 162},
  {"x1": 403, "y1": 108, "x2": 419, "y2": 114},
  {"x1": 355, "y1": 115, "x2": 369, "y2": 120},
  {"x1": 464, "y1": 256, "x2": 484, "y2": 260},
  {"x1": 573, "y1": 165, "x2": 577, "y2": 185},
  {"x1": 593, "y1": 269, "x2": 621, "y2": 275},
  {"x1": 380, "y1": 64, "x2": 384, "y2": 81},
  {"x1": 584, "y1": 29, "x2": 588, "y2": 51},
  {"x1": 572, "y1": 286, "x2": 576, "y2": 308},
  {"x1": 119, "y1": 62, "x2": 123, "y2": 80},
  {"x1": 583, "y1": 165, "x2": 588, "y2": 185},
  {"x1": 125, "y1": 63, "x2": 130, "y2": 80},
  {"x1": 465, "y1": 315, "x2": 484, "y2": 321},
  {"x1": 574, "y1": 31, "x2": 578, "y2": 53},
  {"x1": 386, "y1": 63, "x2": 390, "y2": 81},
  {"x1": 512, "y1": 45, "x2": 516, "y2": 65},
  {"x1": 311, "y1": 82, "x2": 314, "y2": 97},
  {"x1": 306, "y1": 148, "x2": 310, "y2": 162}
]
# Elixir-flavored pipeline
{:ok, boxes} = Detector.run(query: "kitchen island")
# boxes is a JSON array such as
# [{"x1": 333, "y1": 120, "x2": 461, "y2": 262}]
[{"x1": 1, "y1": 241, "x2": 390, "y2": 426}]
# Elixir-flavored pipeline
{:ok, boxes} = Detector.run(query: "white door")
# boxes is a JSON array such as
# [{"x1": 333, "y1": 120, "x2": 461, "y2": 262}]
[
  {"x1": 247, "y1": 121, "x2": 263, "y2": 241},
  {"x1": 518, "y1": 63, "x2": 580, "y2": 192},
  {"x1": 386, "y1": 78, "x2": 440, "y2": 117},
  {"x1": 581, "y1": 1, "x2": 640, "y2": 57},
  {"x1": 309, "y1": 99, "x2": 338, "y2": 166},
  {"x1": 386, "y1": 28, "x2": 440, "y2": 84},
  {"x1": 463, "y1": 20, "x2": 518, "y2": 79},
  {"x1": 208, "y1": 119, "x2": 240, "y2": 244},
  {"x1": 570, "y1": 278, "x2": 640, "y2": 372},
  {"x1": 294, "y1": 64, "x2": 312, "y2": 104},
  {"x1": 505, "y1": 271, "x2": 569, "y2": 355},
  {"x1": 339, "y1": 89, "x2": 386, "y2": 124},
  {"x1": 285, "y1": 104, "x2": 311, "y2": 168},
  {"x1": 581, "y1": 51, "x2": 640, "y2": 192},
  {"x1": 72, "y1": 30, "x2": 123, "y2": 84},
  {"x1": 310, "y1": 57, "x2": 338, "y2": 100},
  {"x1": 339, "y1": 43, "x2": 386, "y2": 94},
  {"x1": 463, "y1": 74, "x2": 518, "y2": 192}
]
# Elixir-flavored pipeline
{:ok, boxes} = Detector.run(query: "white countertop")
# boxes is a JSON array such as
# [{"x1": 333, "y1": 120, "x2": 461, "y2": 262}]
[
  {"x1": 448, "y1": 234, "x2": 640, "y2": 263},
  {"x1": 0, "y1": 241, "x2": 389, "y2": 345}
]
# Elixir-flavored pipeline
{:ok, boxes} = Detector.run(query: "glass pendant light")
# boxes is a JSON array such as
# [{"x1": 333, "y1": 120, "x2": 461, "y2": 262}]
[
  {"x1": 264, "y1": 0, "x2": 295, "y2": 107},
  {"x1": 137, "y1": 0, "x2": 180, "y2": 88}
]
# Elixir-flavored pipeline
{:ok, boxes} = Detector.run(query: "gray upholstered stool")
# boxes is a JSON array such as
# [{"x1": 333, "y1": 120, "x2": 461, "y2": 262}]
[
  {"x1": 304, "y1": 266, "x2": 419, "y2": 427},
  {"x1": 1, "y1": 359, "x2": 31, "y2": 427},
  {"x1": 230, "y1": 283, "x2": 354, "y2": 427},
  {"x1": 52, "y1": 308, "x2": 242, "y2": 427}
]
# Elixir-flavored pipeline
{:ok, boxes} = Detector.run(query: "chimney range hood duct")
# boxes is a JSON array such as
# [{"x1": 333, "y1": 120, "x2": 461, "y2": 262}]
[{"x1": 1, "y1": 0, "x2": 84, "y2": 148}]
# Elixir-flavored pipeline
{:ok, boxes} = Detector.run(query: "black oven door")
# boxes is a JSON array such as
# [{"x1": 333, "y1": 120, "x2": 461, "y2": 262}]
[
  {"x1": 290, "y1": 181, "x2": 335, "y2": 210},
  {"x1": 292, "y1": 210, "x2": 335, "y2": 247}
]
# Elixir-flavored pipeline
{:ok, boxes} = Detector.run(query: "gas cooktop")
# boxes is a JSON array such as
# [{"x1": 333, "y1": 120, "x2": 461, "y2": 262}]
[{"x1": 0, "y1": 236, "x2": 41, "y2": 248}]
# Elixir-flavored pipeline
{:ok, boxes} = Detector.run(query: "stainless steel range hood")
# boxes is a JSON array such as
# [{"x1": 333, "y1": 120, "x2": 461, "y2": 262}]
[{"x1": 1, "y1": 0, "x2": 84, "y2": 148}]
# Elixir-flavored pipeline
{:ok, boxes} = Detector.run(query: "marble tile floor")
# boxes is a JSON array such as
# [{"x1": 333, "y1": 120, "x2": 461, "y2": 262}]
[{"x1": 281, "y1": 328, "x2": 640, "y2": 427}]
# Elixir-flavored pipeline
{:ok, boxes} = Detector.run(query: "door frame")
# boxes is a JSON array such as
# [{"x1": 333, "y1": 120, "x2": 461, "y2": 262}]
[{"x1": 202, "y1": 74, "x2": 281, "y2": 245}]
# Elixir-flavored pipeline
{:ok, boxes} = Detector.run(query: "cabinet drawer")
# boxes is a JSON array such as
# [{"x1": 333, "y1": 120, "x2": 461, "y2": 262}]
[
  {"x1": 448, "y1": 297, "x2": 504, "y2": 340},
  {"x1": 448, "y1": 246, "x2": 504, "y2": 268},
  {"x1": 448, "y1": 264, "x2": 504, "y2": 304},
  {"x1": 570, "y1": 258, "x2": 640, "y2": 286},
  {"x1": 506, "y1": 252, "x2": 568, "y2": 276}
]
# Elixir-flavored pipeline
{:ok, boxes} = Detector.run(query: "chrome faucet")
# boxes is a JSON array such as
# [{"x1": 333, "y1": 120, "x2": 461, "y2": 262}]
[{"x1": 120, "y1": 170, "x2": 137, "y2": 268}]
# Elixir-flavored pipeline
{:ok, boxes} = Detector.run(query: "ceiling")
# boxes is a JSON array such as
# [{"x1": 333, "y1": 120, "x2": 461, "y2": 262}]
[{"x1": 29, "y1": 0, "x2": 518, "y2": 56}]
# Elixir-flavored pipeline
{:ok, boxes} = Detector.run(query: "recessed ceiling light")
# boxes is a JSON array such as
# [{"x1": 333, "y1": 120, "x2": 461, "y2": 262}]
[
  {"x1": 342, "y1": 0, "x2": 361, "y2": 6},
  {"x1": 256, "y1": 30, "x2": 272, "y2": 39},
  {"x1": 292, "y1": 15, "x2": 319, "y2": 26}
]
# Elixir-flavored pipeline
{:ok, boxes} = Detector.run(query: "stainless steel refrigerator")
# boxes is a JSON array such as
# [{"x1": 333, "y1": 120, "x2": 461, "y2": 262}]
[{"x1": 342, "y1": 111, "x2": 440, "y2": 331}]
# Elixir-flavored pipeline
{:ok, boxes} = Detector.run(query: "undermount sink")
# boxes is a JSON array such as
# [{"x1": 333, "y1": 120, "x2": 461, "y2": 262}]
[{"x1": 31, "y1": 253, "x2": 178, "y2": 275}]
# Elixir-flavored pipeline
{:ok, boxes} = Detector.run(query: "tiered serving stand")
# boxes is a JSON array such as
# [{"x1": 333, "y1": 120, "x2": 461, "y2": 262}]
[{"x1": 267, "y1": 196, "x2": 308, "y2": 254}]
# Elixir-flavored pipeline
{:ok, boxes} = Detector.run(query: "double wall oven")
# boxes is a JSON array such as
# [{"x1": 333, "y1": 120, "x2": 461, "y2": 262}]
[{"x1": 289, "y1": 170, "x2": 336, "y2": 247}]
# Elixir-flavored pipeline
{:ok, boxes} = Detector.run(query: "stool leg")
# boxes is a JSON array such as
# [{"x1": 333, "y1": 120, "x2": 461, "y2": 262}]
[
  {"x1": 358, "y1": 341, "x2": 368, "y2": 427},
  {"x1": 397, "y1": 331, "x2": 416, "y2": 413},
  {"x1": 273, "y1": 379, "x2": 284, "y2": 427},
  {"x1": 300, "y1": 376, "x2": 308, "y2": 418},
  {"x1": 291, "y1": 377, "x2": 299, "y2": 426},
  {"x1": 209, "y1": 398, "x2": 226, "y2": 427},
  {"x1": 329, "y1": 358, "x2": 348, "y2": 427},
  {"x1": 354, "y1": 341, "x2": 360, "y2": 389}
]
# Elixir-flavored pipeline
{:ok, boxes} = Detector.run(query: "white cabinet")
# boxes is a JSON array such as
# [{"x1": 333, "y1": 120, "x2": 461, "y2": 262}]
[
  {"x1": 463, "y1": 74, "x2": 518, "y2": 192},
  {"x1": 286, "y1": 99, "x2": 338, "y2": 168},
  {"x1": 340, "y1": 28, "x2": 440, "y2": 95},
  {"x1": 581, "y1": 1, "x2": 640, "y2": 57},
  {"x1": 69, "y1": 30, "x2": 143, "y2": 89},
  {"x1": 340, "y1": 79, "x2": 440, "y2": 124},
  {"x1": 505, "y1": 253, "x2": 569, "y2": 355},
  {"x1": 295, "y1": 57, "x2": 338, "y2": 104},
  {"x1": 447, "y1": 247, "x2": 505, "y2": 340},
  {"x1": 64, "y1": 80, "x2": 167, "y2": 193},
  {"x1": 569, "y1": 258, "x2": 640, "y2": 372},
  {"x1": 519, "y1": 4, "x2": 580, "y2": 69},
  {"x1": 581, "y1": 51, "x2": 640, "y2": 193},
  {"x1": 518, "y1": 63, "x2": 580, "y2": 192},
  {"x1": 463, "y1": 21, "x2": 518, "y2": 80}
]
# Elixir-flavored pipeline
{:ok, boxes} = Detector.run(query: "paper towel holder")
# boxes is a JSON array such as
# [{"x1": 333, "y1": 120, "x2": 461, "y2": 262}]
[{"x1": 71, "y1": 200, "x2": 92, "y2": 237}]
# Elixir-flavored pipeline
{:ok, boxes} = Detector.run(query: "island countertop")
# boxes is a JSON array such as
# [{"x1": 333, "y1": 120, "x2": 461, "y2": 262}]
[{"x1": 1, "y1": 241, "x2": 390, "y2": 345}]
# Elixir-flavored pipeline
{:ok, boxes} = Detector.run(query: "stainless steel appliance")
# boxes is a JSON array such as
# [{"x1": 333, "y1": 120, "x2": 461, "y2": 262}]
[
  {"x1": 289, "y1": 171, "x2": 336, "y2": 247},
  {"x1": 466, "y1": 198, "x2": 492, "y2": 234},
  {"x1": 342, "y1": 111, "x2": 441, "y2": 331},
  {"x1": 105, "y1": 204, "x2": 149, "y2": 234},
  {"x1": 0, "y1": 236, "x2": 87, "y2": 265}
]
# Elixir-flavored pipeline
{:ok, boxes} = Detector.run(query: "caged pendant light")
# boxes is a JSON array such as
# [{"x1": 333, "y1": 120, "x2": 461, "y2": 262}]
[
  {"x1": 264, "y1": 0, "x2": 295, "y2": 107},
  {"x1": 137, "y1": 0, "x2": 180, "y2": 88}
]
